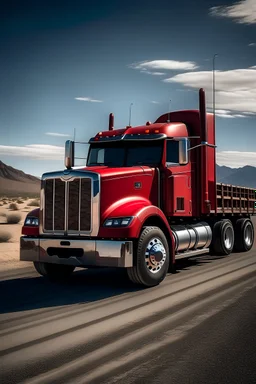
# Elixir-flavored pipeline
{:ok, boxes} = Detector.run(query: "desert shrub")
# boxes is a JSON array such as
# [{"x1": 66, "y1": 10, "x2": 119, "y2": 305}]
[
  {"x1": 0, "y1": 212, "x2": 6, "y2": 217},
  {"x1": 9, "y1": 203, "x2": 19, "y2": 210},
  {"x1": 0, "y1": 230, "x2": 12, "y2": 242},
  {"x1": 6, "y1": 213, "x2": 21, "y2": 224},
  {"x1": 27, "y1": 199, "x2": 40, "y2": 207},
  {"x1": 16, "y1": 199, "x2": 24, "y2": 204}
]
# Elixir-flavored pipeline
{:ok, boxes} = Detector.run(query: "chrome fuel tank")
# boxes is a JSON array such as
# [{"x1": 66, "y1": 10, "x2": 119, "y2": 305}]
[{"x1": 171, "y1": 222, "x2": 212, "y2": 252}]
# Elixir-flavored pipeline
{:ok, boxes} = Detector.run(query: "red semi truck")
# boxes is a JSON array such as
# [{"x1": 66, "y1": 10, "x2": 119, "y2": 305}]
[{"x1": 20, "y1": 89, "x2": 255, "y2": 286}]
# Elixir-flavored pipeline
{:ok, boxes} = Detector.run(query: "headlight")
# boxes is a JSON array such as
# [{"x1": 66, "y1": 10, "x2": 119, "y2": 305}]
[
  {"x1": 103, "y1": 217, "x2": 133, "y2": 227},
  {"x1": 24, "y1": 217, "x2": 39, "y2": 226}
]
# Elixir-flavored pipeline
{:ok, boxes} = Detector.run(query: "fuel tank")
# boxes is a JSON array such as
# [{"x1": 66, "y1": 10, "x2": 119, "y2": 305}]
[{"x1": 171, "y1": 222, "x2": 212, "y2": 252}]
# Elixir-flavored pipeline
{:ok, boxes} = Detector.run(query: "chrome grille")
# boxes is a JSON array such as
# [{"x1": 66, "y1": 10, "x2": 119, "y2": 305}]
[{"x1": 44, "y1": 177, "x2": 92, "y2": 233}]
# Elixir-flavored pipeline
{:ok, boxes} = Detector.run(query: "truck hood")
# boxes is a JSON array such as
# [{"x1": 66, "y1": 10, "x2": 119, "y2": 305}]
[
  {"x1": 79, "y1": 166, "x2": 159, "y2": 222},
  {"x1": 81, "y1": 165, "x2": 151, "y2": 179}
]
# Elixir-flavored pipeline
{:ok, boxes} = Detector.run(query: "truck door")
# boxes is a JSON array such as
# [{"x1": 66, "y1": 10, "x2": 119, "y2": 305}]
[{"x1": 163, "y1": 139, "x2": 192, "y2": 217}]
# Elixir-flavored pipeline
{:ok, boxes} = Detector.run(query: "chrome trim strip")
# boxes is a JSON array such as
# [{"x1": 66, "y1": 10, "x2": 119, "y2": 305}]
[{"x1": 175, "y1": 248, "x2": 209, "y2": 260}]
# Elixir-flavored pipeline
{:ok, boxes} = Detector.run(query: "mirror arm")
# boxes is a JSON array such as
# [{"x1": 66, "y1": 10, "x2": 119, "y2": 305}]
[{"x1": 188, "y1": 141, "x2": 217, "y2": 151}]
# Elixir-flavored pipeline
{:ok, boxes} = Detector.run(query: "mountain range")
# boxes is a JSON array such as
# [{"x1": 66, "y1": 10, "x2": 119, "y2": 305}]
[
  {"x1": 216, "y1": 165, "x2": 256, "y2": 189},
  {"x1": 0, "y1": 160, "x2": 40, "y2": 197},
  {"x1": 0, "y1": 160, "x2": 255, "y2": 197}
]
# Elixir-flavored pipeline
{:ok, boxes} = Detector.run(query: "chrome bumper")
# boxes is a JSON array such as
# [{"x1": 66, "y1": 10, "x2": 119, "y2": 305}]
[{"x1": 20, "y1": 237, "x2": 133, "y2": 268}]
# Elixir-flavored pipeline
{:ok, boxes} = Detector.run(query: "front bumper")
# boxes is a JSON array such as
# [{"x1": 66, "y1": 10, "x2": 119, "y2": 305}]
[{"x1": 20, "y1": 237, "x2": 133, "y2": 268}]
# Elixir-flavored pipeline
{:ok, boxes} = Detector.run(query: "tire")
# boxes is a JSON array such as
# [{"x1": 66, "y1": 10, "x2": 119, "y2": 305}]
[
  {"x1": 33, "y1": 262, "x2": 75, "y2": 281},
  {"x1": 127, "y1": 226, "x2": 169, "y2": 287},
  {"x1": 211, "y1": 219, "x2": 234, "y2": 256},
  {"x1": 234, "y1": 218, "x2": 254, "y2": 252}
]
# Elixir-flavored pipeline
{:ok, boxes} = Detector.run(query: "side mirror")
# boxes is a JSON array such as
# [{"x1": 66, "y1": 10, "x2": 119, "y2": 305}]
[
  {"x1": 179, "y1": 138, "x2": 189, "y2": 165},
  {"x1": 65, "y1": 140, "x2": 74, "y2": 169}
]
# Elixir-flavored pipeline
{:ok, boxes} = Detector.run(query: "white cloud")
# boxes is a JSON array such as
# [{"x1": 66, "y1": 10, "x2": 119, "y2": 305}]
[
  {"x1": 210, "y1": 0, "x2": 256, "y2": 24},
  {"x1": 215, "y1": 110, "x2": 235, "y2": 118},
  {"x1": 248, "y1": 42, "x2": 256, "y2": 46},
  {"x1": 141, "y1": 71, "x2": 166, "y2": 76},
  {"x1": 215, "y1": 109, "x2": 247, "y2": 118},
  {"x1": 45, "y1": 132, "x2": 71, "y2": 137},
  {"x1": 151, "y1": 101, "x2": 160, "y2": 104},
  {"x1": 244, "y1": 111, "x2": 256, "y2": 115},
  {"x1": 130, "y1": 60, "x2": 198, "y2": 73},
  {"x1": 164, "y1": 67, "x2": 256, "y2": 114},
  {"x1": 0, "y1": 144, "x2": 64, "y2": 160},
  {"x1": 216, "y1": 151, "x2": 256, "y2": 168},
  {"x1": 215, "y1": 109, "x2": 232, "y2": 115},
  {"x1": 75, "y1": 97, "x2": 103, "y2": 103}
]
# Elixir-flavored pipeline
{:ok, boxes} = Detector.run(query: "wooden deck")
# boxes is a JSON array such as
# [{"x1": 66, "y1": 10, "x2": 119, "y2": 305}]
[{"x1": 216, "y1": 183, "x2": 256, "y2": 215}]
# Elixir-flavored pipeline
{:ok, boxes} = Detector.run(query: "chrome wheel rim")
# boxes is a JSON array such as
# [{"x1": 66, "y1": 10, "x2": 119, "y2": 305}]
[
  {"x1": 145, "y1": 237, "x2": 167, "y2": 274},
  {"x1": 245, "y1": 224, "x2": 253, "y2": 247},
  {"x1": 224, "y1": 227, "x2": 233, "y2": 249}
]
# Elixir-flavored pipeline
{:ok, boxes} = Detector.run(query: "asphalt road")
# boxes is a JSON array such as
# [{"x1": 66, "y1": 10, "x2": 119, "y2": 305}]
[{"x1": 0, "y1": 246, "x2": 256, "y2": 384}]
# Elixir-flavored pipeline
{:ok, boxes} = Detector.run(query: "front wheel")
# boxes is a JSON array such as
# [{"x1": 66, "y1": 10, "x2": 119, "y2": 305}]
[
  {"x1": 33, "y1": 262, "x2": 75, "y2": 281},
  {"x1": 127, "y1": 226, "x2": 169, "y2": 287}
]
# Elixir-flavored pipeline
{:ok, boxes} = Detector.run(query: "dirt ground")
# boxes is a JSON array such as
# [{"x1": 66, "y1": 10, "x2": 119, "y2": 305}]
[{"x1": 0, "y1": 198, "x2": 39, "y2": 272}]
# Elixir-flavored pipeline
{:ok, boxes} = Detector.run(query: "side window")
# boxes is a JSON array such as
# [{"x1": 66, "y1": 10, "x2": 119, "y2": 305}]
[
  {"x1": 166, "y1": 140, "x2": 179, "y2": 164},
  {"x1": 97, "y1": 148, "x2": 105, "y2": 163}
]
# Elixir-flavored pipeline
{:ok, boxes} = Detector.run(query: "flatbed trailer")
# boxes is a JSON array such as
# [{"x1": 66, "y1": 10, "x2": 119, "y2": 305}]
[{"x1": 216, "y1": 183, "x2": 255, "y2": 215}]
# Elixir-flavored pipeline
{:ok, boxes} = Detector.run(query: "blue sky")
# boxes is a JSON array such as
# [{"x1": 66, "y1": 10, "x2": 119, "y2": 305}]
[{"x1": 0, "y1": 0, "x2": 255, "y2": 176}]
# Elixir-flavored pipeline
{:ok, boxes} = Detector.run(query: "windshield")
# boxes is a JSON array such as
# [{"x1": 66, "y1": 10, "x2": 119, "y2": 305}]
[{"x1": 87, "y1": 141, "x2": 163, "y2": 167}]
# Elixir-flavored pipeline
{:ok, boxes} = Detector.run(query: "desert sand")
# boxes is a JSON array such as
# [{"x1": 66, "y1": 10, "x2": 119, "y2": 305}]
[{"x1": 0, "y1": 198, "x2": 39, "y2": 272}]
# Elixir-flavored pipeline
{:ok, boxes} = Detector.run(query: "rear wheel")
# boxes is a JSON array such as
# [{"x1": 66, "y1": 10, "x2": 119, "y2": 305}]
[
  {"x1": 127, "y1": 226, "x2": 169, "y2": 287},
  {"x1": 234, "y1": 218, "x2": 254, "y2": 252},
  {"x1": 33, "y1": 262, "x2": 75, "y2": 281},
  {"x1": 211, "y1": 219, "x2": 234, "y2": 255}
]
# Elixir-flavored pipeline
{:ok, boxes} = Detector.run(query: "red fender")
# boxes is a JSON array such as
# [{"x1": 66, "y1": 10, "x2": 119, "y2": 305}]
[
  {"x1": 99, "y1": 204, "x2": 175, "y2": 265},
  {"x1": 22, "y1": 208, "x2": 40, "y2": 236}
]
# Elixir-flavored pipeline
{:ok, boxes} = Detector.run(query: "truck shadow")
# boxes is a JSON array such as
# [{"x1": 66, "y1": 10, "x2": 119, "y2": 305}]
[
  {"x1": 0, "y1": 256, "x2": 223, "y2": 314},
  {"x1": 174, "y1": 254, "x2": 226, "y2": 273},
  {"x1": 0, "y1": 268, "x2": 142, "y2": 314}
]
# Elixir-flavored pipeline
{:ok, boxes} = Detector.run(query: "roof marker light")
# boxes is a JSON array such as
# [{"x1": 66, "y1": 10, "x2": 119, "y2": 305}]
[{"x1": 145, "y1": 129, "x2": 150, "y2": 133}]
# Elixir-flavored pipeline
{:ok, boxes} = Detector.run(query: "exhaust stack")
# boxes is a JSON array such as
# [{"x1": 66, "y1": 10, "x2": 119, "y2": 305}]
[
  {"x1": 109, "y1": 113, "x2": 114, "y2": 131},
  {"x1": 199, "y1": 88, "x2": 210, "y2": 214}
]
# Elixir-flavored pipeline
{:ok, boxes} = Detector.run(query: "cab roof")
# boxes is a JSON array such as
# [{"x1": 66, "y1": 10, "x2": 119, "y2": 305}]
[{"x1": 89, "y1": 122, "x2": 188, "y2": 144}]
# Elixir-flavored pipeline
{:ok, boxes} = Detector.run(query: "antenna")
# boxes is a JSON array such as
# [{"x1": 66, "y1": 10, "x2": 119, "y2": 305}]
[
  {"x1": 167, "y1": 99, "x2": 171, "y2": 122},
  {"x1": 213, "y1": 54, "x2": 218, "y2": 130},
  {"x1": 129, "y1": 103, "x2": 133, "y2": 126}
]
